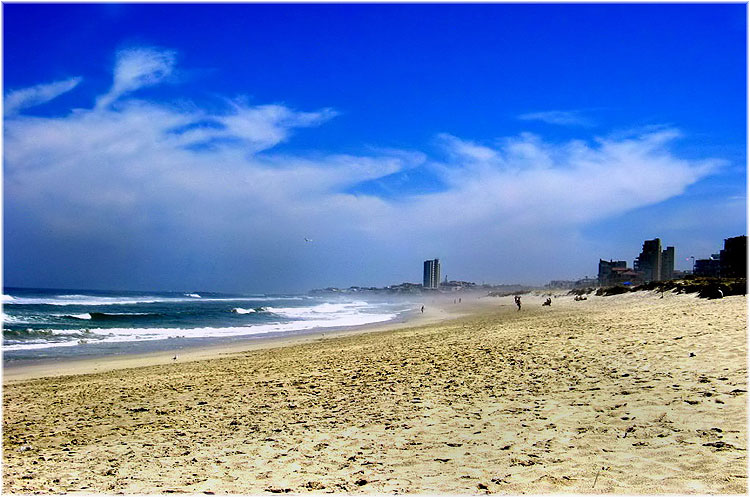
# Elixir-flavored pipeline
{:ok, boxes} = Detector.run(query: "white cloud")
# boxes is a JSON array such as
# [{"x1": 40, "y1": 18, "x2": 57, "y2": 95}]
[
  {"x1": 96, "y1": 47, "x2": 176, "y2": 109},
  {"x1": 420, "y1": 131, "x2": 720, "y2": 231},
  {"x1": 438, "y1": 133, "x2": 498, "y2": 162},
  {"x1": 211, "y1": 103, "x2": 337, "y2": 152},
  {"x1": 3, "y1": 48, "x2": 726, "y2": 291},
  {"x1": 518, "y1": 110, "x2": 593, "y2": 126},
  {"x1": 4, "y1": 77, "x2": 82, "y2": 116}
]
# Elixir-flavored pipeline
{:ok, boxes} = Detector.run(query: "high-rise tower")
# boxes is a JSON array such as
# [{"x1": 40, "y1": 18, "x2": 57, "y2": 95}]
[
  {"x1": 660, "y1": 246, "x2": 675, "y2": 281},
  {"x1": 634, "y1": 238, "x2": 662, "y2": 282},
  {"x1": 423, "y1": 259, "x2": 441, "y2": 289},
  {"x1": 720, "y1": 236, "x2": 747, "y2": 278}
]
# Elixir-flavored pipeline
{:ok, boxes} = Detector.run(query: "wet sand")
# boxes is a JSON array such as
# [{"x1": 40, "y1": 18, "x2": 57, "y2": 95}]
[{"x1": 3, "y1": 291, "x2": 746, "y2": 493}]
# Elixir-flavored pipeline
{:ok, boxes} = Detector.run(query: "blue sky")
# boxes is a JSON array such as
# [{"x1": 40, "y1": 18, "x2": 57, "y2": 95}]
[{"x1": 3, "y1": 4, "x2": 747, "y2": 292}]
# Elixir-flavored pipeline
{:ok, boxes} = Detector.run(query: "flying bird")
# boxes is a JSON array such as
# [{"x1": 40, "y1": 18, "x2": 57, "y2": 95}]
[{"x1": 304, "y1": 238, "x2": 313, "y2": 243}]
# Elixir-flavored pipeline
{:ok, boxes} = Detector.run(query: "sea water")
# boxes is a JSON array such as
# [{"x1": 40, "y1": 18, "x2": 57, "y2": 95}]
[{"x1": 2, "y1": 288, "x2": 417, "y2": 363}]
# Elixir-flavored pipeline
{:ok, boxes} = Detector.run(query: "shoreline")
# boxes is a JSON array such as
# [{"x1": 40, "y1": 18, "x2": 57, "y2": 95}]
[
  {"x1": 4, "y1": 291, "x2": 745, "y2": 493},
  {"x1": 2, "y1": 294, "x2": 497, "y2": 383}
]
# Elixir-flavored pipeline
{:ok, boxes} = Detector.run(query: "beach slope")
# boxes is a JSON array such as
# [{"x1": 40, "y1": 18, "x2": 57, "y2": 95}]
[{"x1": 3, "y1": 292, "x2": 746, "y2": 493}]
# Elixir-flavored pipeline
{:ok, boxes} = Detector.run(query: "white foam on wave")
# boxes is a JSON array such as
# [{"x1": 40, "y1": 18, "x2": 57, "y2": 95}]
[
  {"x1": 1, "y1": 312, "x2": 51, "y2": 325},
  {"x1": 2, "y1": 295, "x2": 16, "y2": 302},
  {"x1": 2, "y1": 311, "x2": 398, "y2": 351},
  {"x1": 4, "y1": 340, "x2": 84, "y2": 351},
  {"x1": 6, "y1": 294, "x2": 307, "y2": 306},
  {"x1": 232, "y1": 308, "x2": 256, "y2": 314},
  {"x1": 55, "y1": 312, "x2": 156, "y2": 317},
  {"x1": 67, "y1": 313, "x2": 93, "y2": 320},
  {"x1": 265, "y1": 301, "x2": 372, "y2": 319},
  {"x1": 2, "y1": 312, "x2": 22, "y2": 324},
  {"x1": 186, "y1": 293, "x2": 202, "y2": 298},
  {"x1": 8, "y1": 295, "x2": 172, "y2": 306}
]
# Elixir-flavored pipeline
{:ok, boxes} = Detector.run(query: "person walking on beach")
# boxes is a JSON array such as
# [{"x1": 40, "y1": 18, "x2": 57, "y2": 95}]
[
  {"x1": 514, "y1": 295, "x2": 522, "y2": 311},
  {"x1": 421, "y1": 305, "x2": 424, "y2": 313}
]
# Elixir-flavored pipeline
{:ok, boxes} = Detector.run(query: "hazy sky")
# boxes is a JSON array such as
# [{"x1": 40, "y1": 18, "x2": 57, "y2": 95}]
[{"x1": 4, "y1": 4, "x2": 746, "y2": 293}]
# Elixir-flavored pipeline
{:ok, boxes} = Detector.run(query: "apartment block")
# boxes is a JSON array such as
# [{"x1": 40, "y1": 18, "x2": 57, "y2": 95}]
[{"x1": 423, "y1": 259, "x2": 441, "y2": 289}]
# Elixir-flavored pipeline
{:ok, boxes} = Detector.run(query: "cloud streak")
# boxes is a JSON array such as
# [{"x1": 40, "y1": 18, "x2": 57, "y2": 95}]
[
  {"x1": 4, "y1": 77, "x2": 82, "y2": 116},
  {"x1": 4, "y1": 47, "x2": 724, "y2": 291},
  {"x1": 518, "y1": 110, "x2": 594, "y2": 127}
]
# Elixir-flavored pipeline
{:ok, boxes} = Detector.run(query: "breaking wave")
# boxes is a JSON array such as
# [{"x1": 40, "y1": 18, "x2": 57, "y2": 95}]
[
  {"x1": 66, "y1": 313, "x2": 93, "y2": 320},
  {"x1": 231, "y1": 307, "x2": 266, "y2": 314},
  {"x1": 61, "y1": 312, "x2": 164, "y2": 321},
  {"x1": 3, "y1": 290, "x2": 413, "y2": 354},
  {"x1": 3, "y1": 309, "x2": 398, "y2": 351}
]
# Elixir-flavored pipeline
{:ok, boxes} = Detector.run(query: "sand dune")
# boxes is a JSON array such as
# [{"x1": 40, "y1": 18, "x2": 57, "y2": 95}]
[{"x1": 3, "y1": 291, "x2": 746, "y2": 493}]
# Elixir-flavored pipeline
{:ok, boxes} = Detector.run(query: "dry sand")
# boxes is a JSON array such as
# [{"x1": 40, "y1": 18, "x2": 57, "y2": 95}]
[{"x1": 3, "y1": 291, "x2": 747, "y2": 494}]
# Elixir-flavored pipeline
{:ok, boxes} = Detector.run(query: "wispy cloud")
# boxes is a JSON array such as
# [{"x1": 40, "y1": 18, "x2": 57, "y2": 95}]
[
  {"x1": 4, "y1": 77, "x2": 82, "y2": 116},
  {"x1": 3, "y1": 47, "x2": 725, "y2": 290},
  {"x1": 425, "y1": 132, "x2": 720, "y2": 229},
  {"x1": 518, "y1": 110, "x2": 594, "y2": 127},
  {"x1": 216, "y1": 102, "x2": 338, "y2": 152},
  {"x1": 437, "y1": 133, "x2": 498, "y2": 162},
  {"x1": 96, "y1": 47, "x2": 177, "y2": 109}
]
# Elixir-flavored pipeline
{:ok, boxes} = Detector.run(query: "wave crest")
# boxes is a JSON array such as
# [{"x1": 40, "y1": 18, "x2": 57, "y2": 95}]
[
  {"x1": 67, "y1": 313, "x2": 92, "y2": 320},
  {"x1": 231, "y1": 307, "x2": 266, "y2": 314},
  {"x1": 231, "y1": 307, "x2": 256, "y2": 314}
]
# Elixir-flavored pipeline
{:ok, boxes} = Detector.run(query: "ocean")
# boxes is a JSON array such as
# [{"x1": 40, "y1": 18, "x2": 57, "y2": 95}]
[{"x1": 2, "y1": 287, "x2": 418, "y2": 363}]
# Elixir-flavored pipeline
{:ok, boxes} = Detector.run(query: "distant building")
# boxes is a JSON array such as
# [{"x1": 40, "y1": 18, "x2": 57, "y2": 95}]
[
  {"x1": 440, "y1": 280, "x2": 476, "y2": 291},
  {"x1": 574, "y1": 277, "x2": 599, "y2": 288},
  {"x1": 621, "y1": 269, "x2": 644, "y2": 285},
  {"x1": 423, "y1": 259, "x2": 441, "y2": 289},
  {"x1": 386, "y1": 282, "x2": 423, "y2": 294},
  {"x1": 694, "y1": 254, "x2": 721, "y2": 277},
  {"x1": 599, "y1": 238, "x2": 675, "y2": 286},
  {"x1": 598, "y1": 259, "x2": 627, "y2": 286},
  {"x1": 634, "y1": 238, "x2": 663, "y2": 282},
  {"x1": 609, "y1": 267, "x2": 643, "y2": 286},
  {"x1": 660, "y1": 246, "x2": 675, "y2": 281},
  {"x1": 720, "y1": 235, "x2": 747, "y2": 278}
]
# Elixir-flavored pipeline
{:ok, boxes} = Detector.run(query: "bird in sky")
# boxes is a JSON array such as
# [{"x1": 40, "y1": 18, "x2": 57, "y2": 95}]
[{"x1": 304, "y1": 238, "x2": 313, "y2": 243}]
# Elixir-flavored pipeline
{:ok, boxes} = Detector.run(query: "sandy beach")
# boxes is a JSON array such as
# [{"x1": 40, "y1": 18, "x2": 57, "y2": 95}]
[{"x1": 3, "y1": 291, "x2": 746, "y2": 494}]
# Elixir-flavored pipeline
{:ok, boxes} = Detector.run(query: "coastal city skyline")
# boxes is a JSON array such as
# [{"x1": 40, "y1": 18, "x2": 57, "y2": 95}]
[
  {"x1": 3, "y1": 5, "x2": 746, "y2": 495},
  {"x1": 4, "y1": 4, "x2": 746, "y2": 294},
  {"x1": 312, "y1": 233, "x2": 745, "y2": 295}
]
